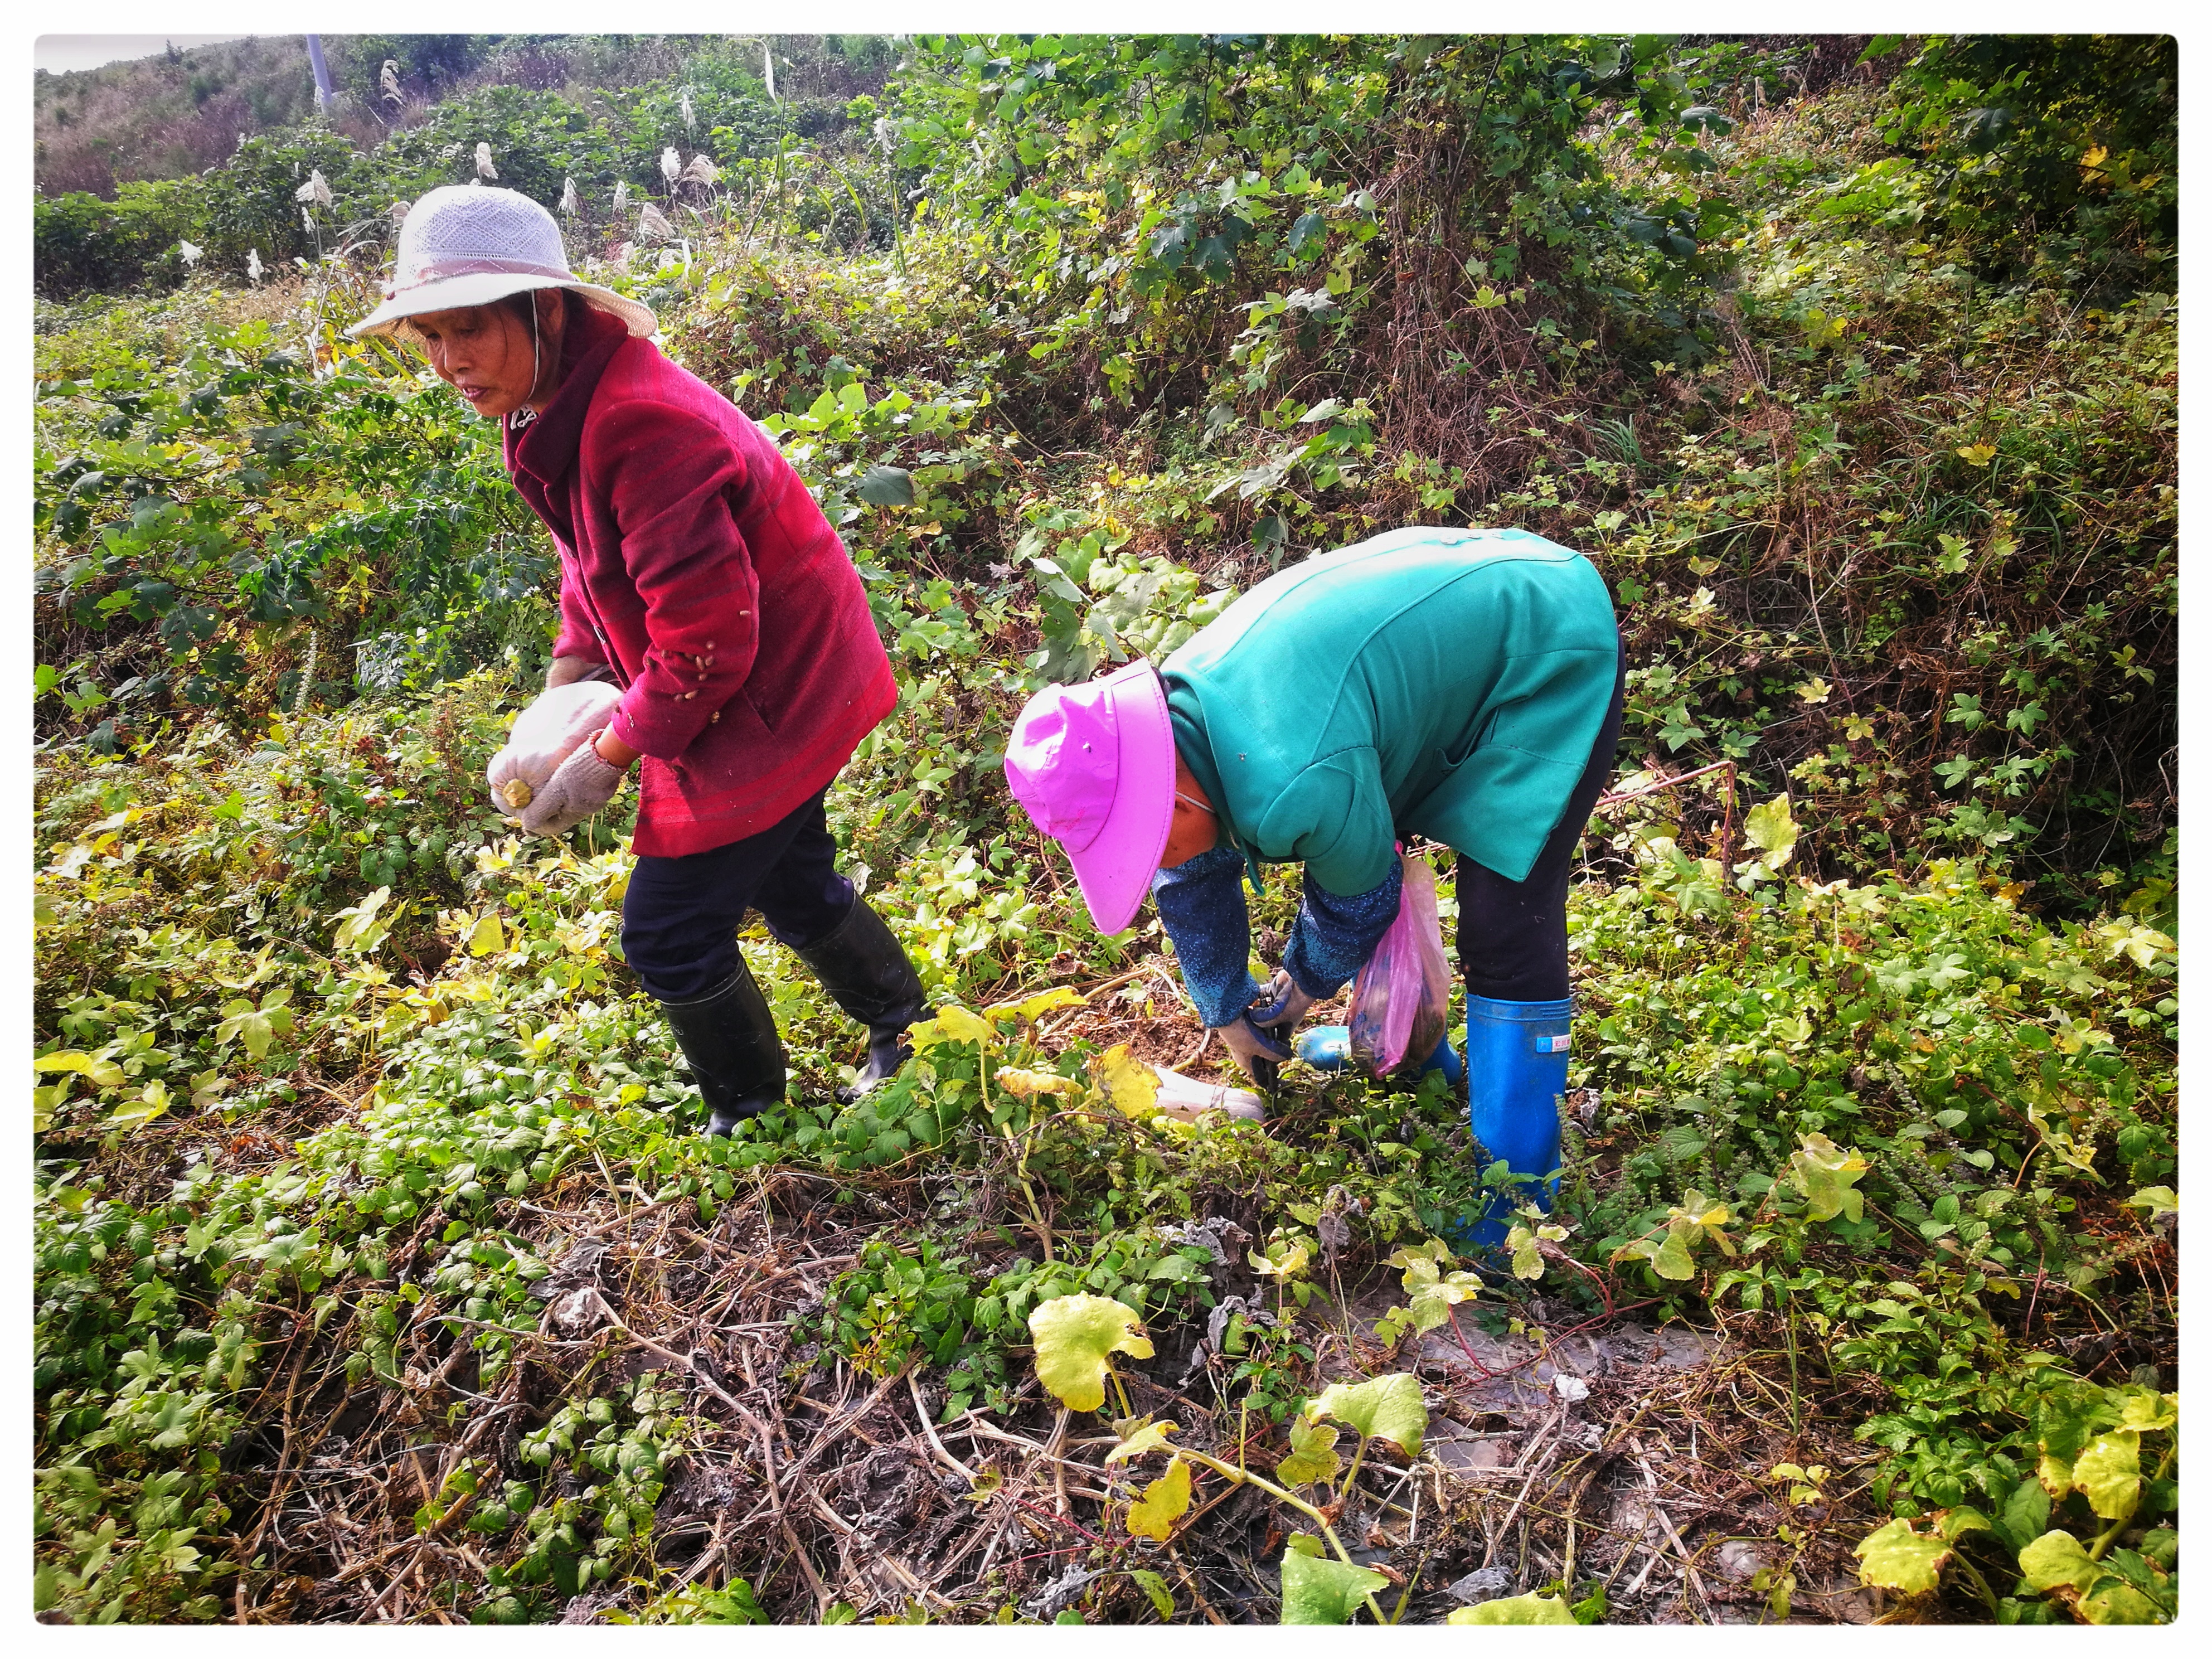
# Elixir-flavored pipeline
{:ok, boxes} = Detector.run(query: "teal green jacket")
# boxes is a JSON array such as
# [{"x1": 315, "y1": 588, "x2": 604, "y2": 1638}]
[{"x1": 1162, "y1": 526, "x2": 1619, "y2": 896}]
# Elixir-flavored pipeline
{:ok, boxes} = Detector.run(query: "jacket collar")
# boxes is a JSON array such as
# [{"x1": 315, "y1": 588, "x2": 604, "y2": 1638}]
[{"x1": 505, "y1": 303, "x2": 633, "y2": 491}]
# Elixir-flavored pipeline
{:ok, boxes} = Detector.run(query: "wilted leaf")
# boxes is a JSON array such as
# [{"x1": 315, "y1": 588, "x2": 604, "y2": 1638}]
[
  {"x1": 912, "y1": 1005, "x2": 994, "y2": 1050},
  {"x1": 1274, "y1": 1417, "x2": 1342, "y2": 1487},
  {"x1": 332, "y1": 885, "x2": 392, "y2": 953},
  {"x1": 1506, "y1": 1223, "x2": 1545, "y2": 1280},
  {"x1": 1744, "y1": 794, "x2": 1799, "y2": 866},
  {"x1": 1854, "y1": 1517, "x2": 1951, "y2": 1593},
  {"x1": 1029, "y1": 1294, "x2": 1152, "y2": 1411},
  {"x1": 1124, "y1": 1454, "x2": 1191, "y2": 1540},
  {"x1": 1303, "y1": 1372, "x2": 1425, "y2": 1456},
  {"x1": 1447, "y1": 1592, "x2": 1577, "y2": 1625},
  {"x1": 2071, "y1": 1430, "x2": 2141, "y2": 1520},
  {"x1": 2119, "y1": 1186, "x2": 2177, "y2": 1225},
  {"x1": 35, "y1": 1051, "x2": 125, "y2": 1090},
  {"x1": 1787, "y1": 1132, "x2": 1869, "y2": 1223},
  {"x1": 2017, "y1": 1529, "x2": 2099, "y2": 1594},
  {"x1": 1127, "y1": 1568, "x2": 1175, "y2": 1619},
  {"x1": 984, "y1": 986, "x2": 1087, "y2": 1025},
  {"x1": 2115, "y1": 1388, "x2": 2177, "y2": 1433},
  {"x1": 467, "y1": 913, "x2": 505, "y2": 957},
  {"x1": 1104, "y1": 1418, "x2": 1180, "y2": 1464},
  {"x1": 1097, "y1": 1044, "x2": 1161, "y2": 1119},
  {"x1": 993, "y1": 1067, "x2": 1081, "y2": 1100},
  {"x1": 1248, "y1": 1240, "x2": 1310, "y2": 1279},
  {"x1": 1279, "y1": 1548, "x2": 1388, "y2": 1624},
  {"x1": 2079, "y1": 1579, "x2": 2164, "y2": 1625}
]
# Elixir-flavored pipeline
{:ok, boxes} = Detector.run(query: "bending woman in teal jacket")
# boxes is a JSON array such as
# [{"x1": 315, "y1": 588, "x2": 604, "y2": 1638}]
[{"x1": 1005, "y1": 526, "x2": 1624, "y2": 1241}]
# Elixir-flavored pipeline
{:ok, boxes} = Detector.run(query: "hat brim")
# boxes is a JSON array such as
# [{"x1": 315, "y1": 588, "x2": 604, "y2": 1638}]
[
  {"x1": 1061, "y1": 663, "x2": 1177, "y2": 936},
  {"x1": 345, "y1": 272, "x2": 657, "y2": 339}
]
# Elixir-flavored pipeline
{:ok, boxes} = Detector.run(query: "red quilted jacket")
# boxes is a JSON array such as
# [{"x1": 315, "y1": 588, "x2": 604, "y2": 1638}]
[{"x1": 504, "y1": 306, "x2": 897, "y2": 858}]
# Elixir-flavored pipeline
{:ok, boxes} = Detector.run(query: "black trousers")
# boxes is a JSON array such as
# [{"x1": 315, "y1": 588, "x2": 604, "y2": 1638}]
[
  {"x1": 1455, "y1": 644, "x2": 1627, "y2": 1003},
  {"x1": 621, "y1": 790, "x2": 855, "y2": 1004}
]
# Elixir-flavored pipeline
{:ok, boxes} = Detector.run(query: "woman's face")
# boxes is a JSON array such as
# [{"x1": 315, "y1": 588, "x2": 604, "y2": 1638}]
[{"x1": 409, "y1": 302, "x2": 542, "y2": 420}]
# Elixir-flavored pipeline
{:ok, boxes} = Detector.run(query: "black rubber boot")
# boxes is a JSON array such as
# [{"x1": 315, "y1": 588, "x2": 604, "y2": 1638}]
[
  {"x1": 658, "y1": 961, "x2": 787, "y2": 1137},
  {"x1": 794, "y1": 898, "x2": 928, "y2": 1103}
]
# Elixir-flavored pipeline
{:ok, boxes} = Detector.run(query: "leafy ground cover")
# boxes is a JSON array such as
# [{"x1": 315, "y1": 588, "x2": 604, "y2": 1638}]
[{"x1": 33, "y1": 34, "x2": 2176, "y2": 1625}]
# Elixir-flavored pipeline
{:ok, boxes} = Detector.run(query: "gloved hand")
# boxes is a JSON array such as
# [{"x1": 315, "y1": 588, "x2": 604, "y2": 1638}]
[
  {"x1": 1247, "y1": 969, "x2": 1317, "y2": 1035},
  {"x1": 489, "y1": 680, "x2": 625, "y2": 814},
  {"x1": 518, "y1": 735, "x2": 627, "y2": 837},
  {"x1": 1212, "y1": 1014, "x2": 1292, "y2": 1091}
]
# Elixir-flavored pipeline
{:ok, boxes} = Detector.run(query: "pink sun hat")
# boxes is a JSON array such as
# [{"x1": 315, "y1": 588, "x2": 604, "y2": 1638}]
[{"x1": 1004, "y1": 661, "x2": 1177, "y2": 935}]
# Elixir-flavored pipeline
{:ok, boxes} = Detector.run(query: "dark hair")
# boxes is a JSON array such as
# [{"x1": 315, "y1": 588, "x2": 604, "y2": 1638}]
[{"x1": 496, "y1": 288, "x2": 585, "y2": 330}]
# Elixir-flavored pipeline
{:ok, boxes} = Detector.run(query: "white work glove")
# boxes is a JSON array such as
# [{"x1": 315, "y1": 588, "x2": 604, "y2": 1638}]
[
  {"x1": 518, "y1": 736, "x2": 627, "y2": 838},
  {"x1": 1248, "y1": 969, "x2": 1317, "y2": 1035},
  {"x1": 488, "y1": 680, "x2": 623, "y2": 815},
  {"x1": 1212, "y1": 1015, "x2": 1292, "y2": 1091}
]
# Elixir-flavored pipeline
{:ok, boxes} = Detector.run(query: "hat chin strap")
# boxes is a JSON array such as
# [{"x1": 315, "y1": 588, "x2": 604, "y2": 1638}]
[{"x1": 507, "y1": 295, "x2": 546, "y2": 434}]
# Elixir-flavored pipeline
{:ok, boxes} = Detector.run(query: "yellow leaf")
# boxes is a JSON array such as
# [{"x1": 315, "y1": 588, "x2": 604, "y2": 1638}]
[
  {"x1": 1124, "y1": 1454, "x2": 1192, "y2": 1541},
  {"x1": 1029, "y1": 1294, "x2": 1152, "y2": 1411},
  {"x1": 915, "y1": 1005, "x2": 994, "y2": 1049},
  {"x1": 35, "y1": 1051, "x2": 125, "y2": 1090},
  {"x1": 467, "y1": 914, "x2": 505, "y2": 957},
  {"x1": 1097, "y1": 1045, "x2": 1161, "y2": 1119},
  {"x1": 1956, "y1": 443, "x2": 1997, "y2": 465}
]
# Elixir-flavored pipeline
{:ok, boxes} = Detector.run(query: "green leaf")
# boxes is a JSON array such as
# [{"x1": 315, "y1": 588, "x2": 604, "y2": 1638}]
[
  {"x1": 1279, "y1": 1549, "x2": 1388, "y2": 1624},
  {"x1": 857, "y1": 465, "x2": 915, "y2": 507},
  {"x1": 1939, "y1": 1506, "x2": 1992, "y2": 1542},
  {"x1": 1028, "y1": 1293, "x2": 1152, "y2": 1411},
  {"x1": 1127, "y1": 1569, "x2": 1175, "y2": 1619},
  {"x1": 1302, "y1": 1372, "x2": 1425, "y2": 1456},
  {"x1": 1124, "y1": 1453, "x2": 1191, "y2": 1541},
  {"x1": 1447, "y1": 1592, "x2": 1578, "y2": 1625},
  {"x1": 1854, "y1": 1517, "x2": 1951, "y2": 1592},
  {"x1": 1995, "y1": 1478, "x2": 2051, "y2": 1553},
  {"x1": 1274, "y1": 1417, "x2": 1342, "y2": 1487}
]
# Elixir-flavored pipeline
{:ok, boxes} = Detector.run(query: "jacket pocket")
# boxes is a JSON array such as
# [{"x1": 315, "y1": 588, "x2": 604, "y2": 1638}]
[{"x1": 740, "y1": 687, "x2": 780, "y2": 737}]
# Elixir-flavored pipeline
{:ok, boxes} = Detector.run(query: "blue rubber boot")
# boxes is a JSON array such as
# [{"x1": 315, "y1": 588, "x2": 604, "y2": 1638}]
[
  {"x1": 1453, "y1": 995, "x2": 1571, "y2": 1249},
  {"x1": 1294, "y1": 1026, "x2": 1464, "y2": 1085}
]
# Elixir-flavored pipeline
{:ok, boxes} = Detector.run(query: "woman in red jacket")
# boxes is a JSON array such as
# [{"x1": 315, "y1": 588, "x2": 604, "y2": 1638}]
[{"x1": 348, "y1": 185, "x2": 925, "y2": 1134}]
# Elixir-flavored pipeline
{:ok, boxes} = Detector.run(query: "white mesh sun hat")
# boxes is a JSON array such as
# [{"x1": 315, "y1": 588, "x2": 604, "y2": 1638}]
[{"x1": 346, "y1": 185, "x2": 656, "y2": 339}]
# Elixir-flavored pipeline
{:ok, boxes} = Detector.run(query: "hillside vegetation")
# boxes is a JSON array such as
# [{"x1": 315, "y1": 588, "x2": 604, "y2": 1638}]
[{"x1": 32, "y1": 34, "x2": 2177, "y2": 1626}]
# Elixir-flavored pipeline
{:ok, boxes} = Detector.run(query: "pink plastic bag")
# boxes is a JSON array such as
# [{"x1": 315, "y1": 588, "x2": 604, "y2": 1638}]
[{"x1": 1346, "y1": 848, "x2": 1453, "y2": 1078}]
